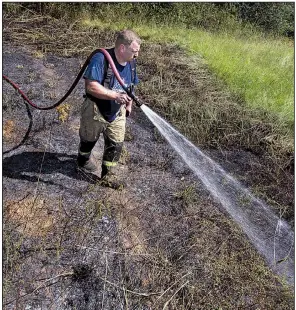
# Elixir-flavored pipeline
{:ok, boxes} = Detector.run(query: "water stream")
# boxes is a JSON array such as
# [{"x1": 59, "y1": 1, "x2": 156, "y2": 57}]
[{"x1": 141, "y1": 104, "x2": 294, "y2": 285}]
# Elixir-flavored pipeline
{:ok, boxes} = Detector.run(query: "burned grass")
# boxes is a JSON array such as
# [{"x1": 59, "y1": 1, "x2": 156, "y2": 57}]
[
  {"x1": 136, "y1": 44, "x2": 294, "y2": 225},
  {"x1": 3, "y1": 176, "x2": 294, "y2": 309},
  {"x1": 3, "y1": 13, "x2": 294, "y2": 310}
]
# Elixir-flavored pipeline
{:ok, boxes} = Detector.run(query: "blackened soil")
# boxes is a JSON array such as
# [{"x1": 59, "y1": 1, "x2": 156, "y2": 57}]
[{"x1": 3, "y1": 43, "x2": 294, "y2": 309}]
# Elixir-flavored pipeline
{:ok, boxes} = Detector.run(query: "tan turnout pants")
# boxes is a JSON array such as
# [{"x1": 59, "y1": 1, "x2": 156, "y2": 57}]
[{"x1": 79, "y1": 97, "x2": 126, "y2": 167}]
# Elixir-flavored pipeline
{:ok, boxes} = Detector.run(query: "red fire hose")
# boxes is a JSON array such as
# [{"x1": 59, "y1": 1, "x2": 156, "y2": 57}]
[{"x1": 2, "y1": 48, "x2": 142, "y2": 110}]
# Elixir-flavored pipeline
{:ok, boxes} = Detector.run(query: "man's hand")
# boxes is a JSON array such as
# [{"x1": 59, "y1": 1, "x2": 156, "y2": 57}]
[
  {"x1": 85, "y1": 80, "x2": 133, "y2": 107},
  {"x1": 115, "y1": 92, "x2": 131, "y2": 105}
]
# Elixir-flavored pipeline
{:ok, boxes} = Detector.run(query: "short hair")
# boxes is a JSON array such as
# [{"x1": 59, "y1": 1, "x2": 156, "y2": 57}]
[{"x1": 115, "y1": 29, "x2": 141, "y2": 48}]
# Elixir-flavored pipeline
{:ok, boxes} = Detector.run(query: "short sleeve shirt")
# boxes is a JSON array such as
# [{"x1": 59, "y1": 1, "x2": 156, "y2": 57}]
[{"x1": 83, "y1": 48, "x2": 139, "y2": 122}]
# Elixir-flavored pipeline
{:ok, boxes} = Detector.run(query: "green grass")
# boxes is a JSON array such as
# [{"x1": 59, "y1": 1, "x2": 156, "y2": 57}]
[
  {"x1": 188, "y1": 31, "x2": 294, "y2": 125},
  {"x1": 81, "y1": 17, "x2": 294, "y2": 134}
]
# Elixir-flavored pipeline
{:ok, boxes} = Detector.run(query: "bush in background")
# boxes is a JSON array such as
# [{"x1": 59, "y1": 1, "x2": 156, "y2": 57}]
[{"x1": 3, "y1": 2, "x2": 294, "y2": 38}]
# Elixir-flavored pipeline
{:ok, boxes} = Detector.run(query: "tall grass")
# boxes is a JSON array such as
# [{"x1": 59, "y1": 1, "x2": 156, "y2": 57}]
[
  {"x1": 188, "y1": 32, "x2": 294, "y2": 127},
  {"x1": 81, "y1": 16, "x2": 294, "y2": 136}
]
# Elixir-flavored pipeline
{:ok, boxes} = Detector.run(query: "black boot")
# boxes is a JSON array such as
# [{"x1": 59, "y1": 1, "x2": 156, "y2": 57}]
[
  {"x1": 100, "y1": 164, "x2": 125, "y2": 190},
  {"x1": 77, "y1": 152, "x2": 98, "y2": 174}
]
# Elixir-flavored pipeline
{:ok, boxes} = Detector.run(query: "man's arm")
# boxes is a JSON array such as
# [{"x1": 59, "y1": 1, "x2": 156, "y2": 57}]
[{"x1": 85, "y1": 79, "x2": 131, "y2": 105}]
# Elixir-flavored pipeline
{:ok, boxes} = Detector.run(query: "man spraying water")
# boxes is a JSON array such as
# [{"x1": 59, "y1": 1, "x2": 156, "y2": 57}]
[{"x1": 77, "y1": 30, "x2": 141, "y2": 189}]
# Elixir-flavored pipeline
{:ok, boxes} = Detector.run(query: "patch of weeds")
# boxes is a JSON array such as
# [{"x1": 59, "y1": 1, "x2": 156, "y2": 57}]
[
  {"x1": 84, "y1": 198, "x2": 112, "y2": 223},
  {"x1": 95, "y1": 201, "x2": 107, "y2": 220},
  {"x1": 2, "y1": 278, "x2": 13, "y2": 299},
  {"x1": 5, "y1": 196, "x2": 55, "y2": 238},
  {"x1": 56, "y1": 103, "x2": 70, "y2": 122},
  {"x1": 26, "y1": 88, "x2": 39, "y2": 99},
  {"x1": 173, "y1": 184, "x2": 197, "y2": 206},
  {"x1": 3, "y1": 227, "x2": 22, "y2": 272},
  {"x1": 3, "y1": 120, "x2": 16, "y2": 142},
  {"x1": 32, "y1": 50, "x2": 44, "y2": 59}
]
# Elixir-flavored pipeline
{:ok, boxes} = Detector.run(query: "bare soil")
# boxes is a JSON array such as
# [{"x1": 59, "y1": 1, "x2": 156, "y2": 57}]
[{"x1": 3, "y1": 29, "x2": 294, "y2": 310}]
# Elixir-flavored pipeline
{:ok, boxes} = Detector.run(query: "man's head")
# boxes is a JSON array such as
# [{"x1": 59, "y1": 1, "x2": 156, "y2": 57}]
[{"x1": 115, "y1": 29, "x2": 141, "y2": 62}]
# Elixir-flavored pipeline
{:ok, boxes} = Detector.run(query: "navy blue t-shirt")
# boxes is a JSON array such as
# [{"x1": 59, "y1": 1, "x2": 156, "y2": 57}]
[{"x1": 83, "y1": 48, "x2": 139, "y2": 122}]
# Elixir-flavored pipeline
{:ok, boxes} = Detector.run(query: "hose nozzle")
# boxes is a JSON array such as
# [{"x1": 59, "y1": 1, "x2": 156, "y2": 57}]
[{"x1": 125, "y1": 86, "x2": 143, "y2": 107}]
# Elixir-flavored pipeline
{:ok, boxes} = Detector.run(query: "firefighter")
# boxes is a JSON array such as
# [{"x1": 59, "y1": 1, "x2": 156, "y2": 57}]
[{"x1": 77, "y1": 29, "x2": 141, "y2": 189}]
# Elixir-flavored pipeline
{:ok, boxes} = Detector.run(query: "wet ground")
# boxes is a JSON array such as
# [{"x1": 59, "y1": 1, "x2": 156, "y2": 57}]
[{"x1": 3, "y1": 43, "x2": 294, "y2": 309}]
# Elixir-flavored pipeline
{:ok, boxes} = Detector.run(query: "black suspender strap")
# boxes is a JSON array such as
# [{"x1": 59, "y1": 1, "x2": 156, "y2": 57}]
[
  {"x1": 103, "y1": 62, "x2": 113, "y2": 89},
  {"x1": 130, "y1": 58, "x2": 136, "y2": 84}
]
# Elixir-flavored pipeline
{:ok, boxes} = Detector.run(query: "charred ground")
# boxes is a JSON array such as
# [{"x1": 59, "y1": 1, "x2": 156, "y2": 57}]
[{"x1": 3, "y1": 16, "x2": 294, "y2": 309}]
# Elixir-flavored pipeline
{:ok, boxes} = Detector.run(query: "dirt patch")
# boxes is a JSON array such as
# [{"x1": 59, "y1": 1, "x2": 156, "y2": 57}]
[
  {"x1": 3, "y1": 120, "x2": 17, "y2": 142},
  {"x1": 3, "y1": 22, "x2": 294, "y2": 310},
  {"x1": 5, "y1": 196, "x2": 55, "y2": 237}
]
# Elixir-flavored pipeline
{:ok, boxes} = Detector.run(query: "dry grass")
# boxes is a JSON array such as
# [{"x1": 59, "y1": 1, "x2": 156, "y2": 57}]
[
  {"x1": 3, "y1": 14, "x2": 115, "y2": 57},
  {"x1": 3, "y1": 120, "x2": 16, "y2": 142},
  {"x1": 6, "y1": 196, "x2": 54, "y2": 237}
]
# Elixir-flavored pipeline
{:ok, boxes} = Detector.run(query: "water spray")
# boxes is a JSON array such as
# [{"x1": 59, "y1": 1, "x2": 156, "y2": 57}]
[{"x1": 141, "y1": 104, "x2": 294, "y2": 285}]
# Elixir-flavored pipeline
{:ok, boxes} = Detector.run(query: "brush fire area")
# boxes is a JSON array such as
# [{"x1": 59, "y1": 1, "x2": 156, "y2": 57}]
[{"x1": 3, "y1": 15, "x2": 294, "y2": 310}]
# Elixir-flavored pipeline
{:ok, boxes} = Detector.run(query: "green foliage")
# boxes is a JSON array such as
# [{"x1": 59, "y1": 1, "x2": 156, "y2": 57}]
[
  {"x1": 188, "y1": 31, "x2": 294, "y2": 127},
  {"x1": 233, "y1": 3, "x2": 295, "y2": 37},
  {"x1": 3, "y1": 2, "x2": 294, "y2": 37}
]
